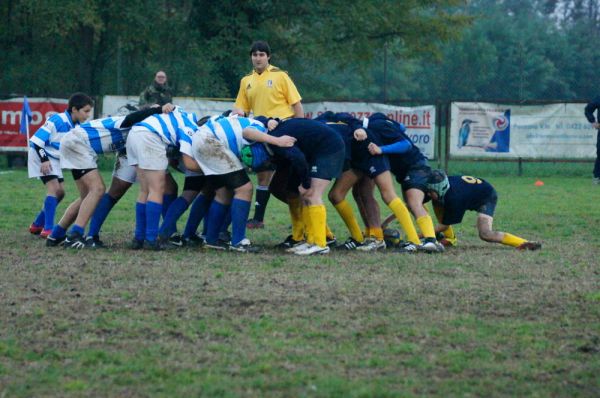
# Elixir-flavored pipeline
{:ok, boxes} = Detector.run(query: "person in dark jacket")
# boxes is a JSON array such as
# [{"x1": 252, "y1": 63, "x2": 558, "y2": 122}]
[
  {"x1": 584, "y1": 96, "x2": 600, "y2": 184},
  {"x1": 139, "y1": 70, "x2": 174, "y2": 108}
]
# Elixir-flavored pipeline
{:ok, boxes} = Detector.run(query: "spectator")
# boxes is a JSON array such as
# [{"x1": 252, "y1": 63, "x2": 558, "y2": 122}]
[{"x1": 139, "y1": 70, "x2": 173, "y2": 108}]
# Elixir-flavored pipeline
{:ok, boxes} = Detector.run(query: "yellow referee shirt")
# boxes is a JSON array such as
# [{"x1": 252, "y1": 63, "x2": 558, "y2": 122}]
[{"x1": 234, "y1": 65, "x2": 302, "y2": 119}]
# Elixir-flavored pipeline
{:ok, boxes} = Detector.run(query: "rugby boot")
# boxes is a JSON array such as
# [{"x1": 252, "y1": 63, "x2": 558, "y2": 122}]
[
  {"x1": 29, "y1": 224, "x2": 43, "y2": 235},
  {"x1": 357, "y1": 237, "x2": 386, "y2": 252},
  {"x1": 294, "y1": 244, "x2": 330, "y2": 256},
  {"x1": 64, "y1": 231, "x2": 86, "y2": 249},
  {"x1": 517, "y1": 241, "x2": 542, "y2": 251},
  {"x1": 46, "y1": 235, "x2": 66, "y2": 247},
  {"x1": 335, "y1": 237, "x2": 364, "y2": 251}
]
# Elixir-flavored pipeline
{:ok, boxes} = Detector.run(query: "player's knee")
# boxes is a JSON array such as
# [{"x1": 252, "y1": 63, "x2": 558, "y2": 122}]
[
  {"x1": 55, "y1": 188, "x2": 66, "y2": 201},
  {"x1": 328, "y1": 189, "x2": 342, "y2": 205},
  {"x1": 90, "y1": 182, "x2": 106, "y2": 198},
  {"x1": 478, "y1": 229, "x2": 494, "y2": 242}
]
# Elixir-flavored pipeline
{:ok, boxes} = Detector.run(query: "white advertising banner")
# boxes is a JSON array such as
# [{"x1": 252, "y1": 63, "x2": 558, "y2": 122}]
[
  {"x1": 101, "y1": 96, "x2": 233, "y2": 117},
  {"x1": 101, "y1": 96, "x2": 436, "y2": 158},
  {"x1": 303, "y1": 102, "x2": 436, "y2": 160},
  {"x1": 450, "y1": 102, "x2": 595, "y2": 159}
]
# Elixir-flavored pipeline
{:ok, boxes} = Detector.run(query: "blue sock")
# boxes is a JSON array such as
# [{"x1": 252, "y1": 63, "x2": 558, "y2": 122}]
[
  {"x1": 43, "y1": 196, "x2": 59, "y2": 231},
  {"x1": 135, "y1": 202, "x2": 146, "y2": 241},
  {"x1": 69, "y1": 224, "x2": 85, "y2": 237},
  {"x1": 146, "y1": 201, "x2": 163, "y2": 243},
  {"x1": 33, "y1": 210, "x2": 45, "y2": 227},
  {"x1": 50, "y1": 224, "x2": 67, "y2": 239},
  {"x1": 162, "y1": 194, "x2": 177, "y2": 219},
  {"x1": 88, "y1": 193, "x2": 117, "y2": 237},
  {"x1": 183, "y1": 195, "x2": 207, "y2": 238},
  {"x1": 201, "y1": 220, "x2": 208, "y2": 238},
  {"x1": 231, "y1": 198, "x2": 251, "y2": 245},
  {"x1": 205, "y1": 201, "x2": 228, "y2": 245},
  {"x1": 158, "y1": 196, "x2": 189, "y2": 238},
  {"x1": 221, "y1": 210, "x2": 232, "y2": 233}
]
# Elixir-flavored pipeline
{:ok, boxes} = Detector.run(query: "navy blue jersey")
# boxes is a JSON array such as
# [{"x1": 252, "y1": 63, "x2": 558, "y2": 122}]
[
  {"x1": 314, "y1": 112, "x2": 358, "y2": 162},
  {"x1": 268, "y1": 118, "x2": 344, "y2": 188},
  {"x1": 438, "y1": 175, "x2": 497, "y2": 225},
  {"x1": 365, "y1": 113, "x2": 426, "y2": 174}
]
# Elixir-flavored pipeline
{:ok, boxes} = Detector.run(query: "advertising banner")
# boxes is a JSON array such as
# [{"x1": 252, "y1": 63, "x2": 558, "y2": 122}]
[
  {"x1": 0, "y1": 98, "x2": 68, "y2": 151},
  {"x1": 449, "y1": 102, "x2": 595, "y2": 159},
  {"x1": 303, "y1": 102, "x2": 436, "y2": 160}
]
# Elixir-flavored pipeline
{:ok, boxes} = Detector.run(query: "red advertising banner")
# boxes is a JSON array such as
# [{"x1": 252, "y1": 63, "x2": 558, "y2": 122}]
[{"x1": 0, "y1": 97, "x2": 68, "y2": 151}]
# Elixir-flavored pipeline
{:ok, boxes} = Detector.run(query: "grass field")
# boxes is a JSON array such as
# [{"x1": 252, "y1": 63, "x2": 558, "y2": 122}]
[{"x1": 1, "y1": 162, "x2": 599, "y2": 397}]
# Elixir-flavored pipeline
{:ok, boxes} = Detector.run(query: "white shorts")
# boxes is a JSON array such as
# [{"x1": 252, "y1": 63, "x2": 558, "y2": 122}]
[
  {"x1": 112, "y1": 153, "x2": 137, "y2": 183},
  {"x1": 191, "y1": 128, "x2": 244, "y2": 176},
  {"x1": 59, "y1": 129, "x2": 98, "y2": 170},
  {"x1": 126, "y1": 127, "x2": 168, "y2": 171},
  {"x1": 27, "y1": 147, "x2": 63, "y2": 179}
]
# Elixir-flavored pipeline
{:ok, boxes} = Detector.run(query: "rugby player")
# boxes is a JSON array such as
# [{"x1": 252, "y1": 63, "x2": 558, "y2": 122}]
[
  {"x1": 426, "y1": 170, "x2": 542, "y2": 250},
  {"x1": 180, "y1": 115, "x2": 296, "y2": 252},
  {"x1": 257, "y1": 117, "x2": 345, "y2": 255},
  {"x1": 318, "y1": 112, "x2": 423, "y2": 252},
  {"x1": 312, "y1": 112, "x2": 383, "y2": 250},
  {"x1": 45, "y1": 103, "x2": 175, "y2": 248},
  {"x1": 126, "y1": 106, "x2": 199, "y2": 250},
  {"x1": 28, "y1": 93, "x2": 94, "y2": 238},
  {"x1": 364, "y1": 113, "x2": 444, "y2": 252}
]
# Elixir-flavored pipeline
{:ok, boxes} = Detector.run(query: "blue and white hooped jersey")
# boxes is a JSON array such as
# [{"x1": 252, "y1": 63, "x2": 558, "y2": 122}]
[
  {"x1": 30, "y1": 111, "x2": 77, "y2": 159},
  {"x1": 135, "y1": 107, "x2": 198, "y2": 148},
  {"x1": 202, "y1": 116, "x2": 266, "y2": 157},
  {"x1": 76, "y1": 116, "x2": 129, "y2": 154}
]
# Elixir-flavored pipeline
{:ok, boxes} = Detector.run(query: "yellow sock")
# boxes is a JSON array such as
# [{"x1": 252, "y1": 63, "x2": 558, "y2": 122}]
[
  {"x1": 308, "y1": 205, "x2": 327, "y2": 247},
  {"x1": 388, "y1": 198, "x2": 420, "y2": 244},
  {"x1": 371, "y1": 227, "x2": 384, "y2": 240},
  {"x1": 288, "y1": 197, "x2": 304, "y2": 241},
  {"x1": 333, "y1": 200, "x2": 363, "y2": 242},
  {"x1": 325, "y1": 224, "x2": 335, "y2": 240},
  {"x1": 443, "y1": 226, "x2": 456, "y2": 240},
  {"x1": 302, "y1": 205, "x2": 314, "y2": 244},
  {"x1": 501, "y1": 233, "x2": 527, "y2": 247},
  {"x1": 416, "y1": 215, "x2": 436, "y2": 239},
  {"x1": 442, "y1": 226, "x2": 457, "y2": 246}
]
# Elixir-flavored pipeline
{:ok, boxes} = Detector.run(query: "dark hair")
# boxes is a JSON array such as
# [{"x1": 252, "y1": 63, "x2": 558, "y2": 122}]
[
  {"x1": 68, "y1": 92, "x2": 94, "y2": 112},
  {"x1": 197, "y1": 115, "x2": 211, "y2": 127},
  {"x1": 250, "y1": 41, "x2": 271, "y2": 56}
]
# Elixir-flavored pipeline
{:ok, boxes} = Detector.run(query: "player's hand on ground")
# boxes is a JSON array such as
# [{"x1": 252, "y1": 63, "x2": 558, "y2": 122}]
[
  {"x1": 274, "y1": 135, "x2": 296, "y2": 147},
  {"x1": 161, "y1": 103, "x2": 175, "y2": 113},
  {"x1": 353, "y1": 128, "x2": 367, "y2": 141},
  {"x1": 368, "y1": 142, "x2": 382, "y2": 155},
  {"x1": 40, "y1": 161, "x2": 52, "y2": 175}
]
